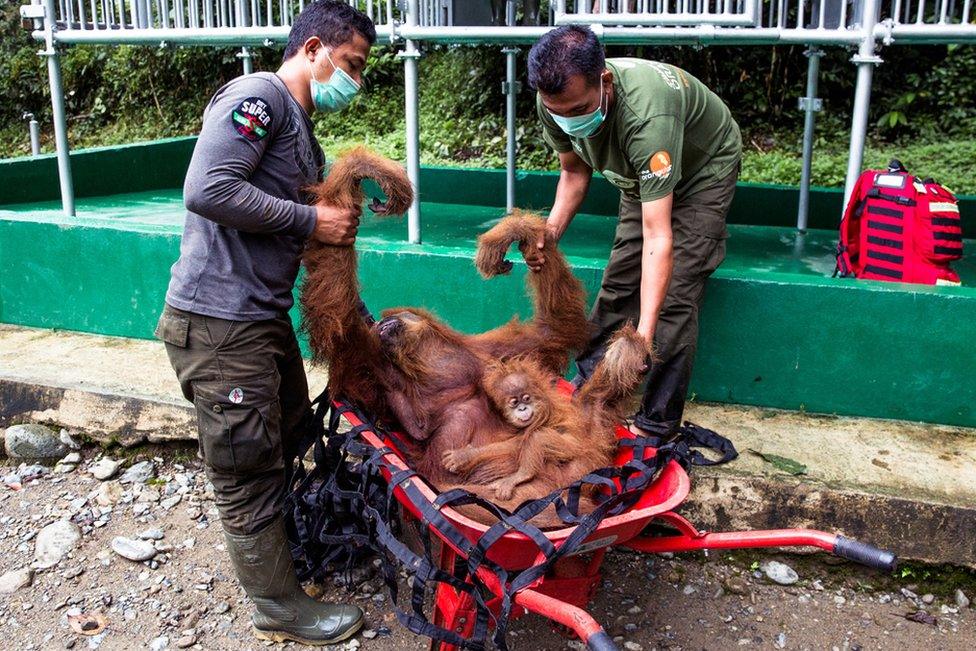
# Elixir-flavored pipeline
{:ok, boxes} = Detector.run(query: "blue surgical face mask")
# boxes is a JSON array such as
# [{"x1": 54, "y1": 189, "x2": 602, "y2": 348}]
[
  {"x1": 548, "y1": 78, "x2": 607, "y2": 139},
  {"x1": 308, "y1": 48, "x2": 360, "y2": 113}
]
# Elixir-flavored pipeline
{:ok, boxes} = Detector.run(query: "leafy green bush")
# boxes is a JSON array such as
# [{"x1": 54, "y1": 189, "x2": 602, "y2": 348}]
[
  {"x1": 1, "y1": 1, "x2": 974, "y2": 192},
  {"x1": 742, "y1": 139, "x2": 976, "y2": 194}
]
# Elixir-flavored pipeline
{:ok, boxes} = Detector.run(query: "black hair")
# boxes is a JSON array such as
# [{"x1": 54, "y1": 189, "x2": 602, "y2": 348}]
[
  {"x1": 283, "y1": 0, "x2": 376, "y2": 60},
  {"x1": 527, "y1": 25, "x2": 605, "y2": 94}
]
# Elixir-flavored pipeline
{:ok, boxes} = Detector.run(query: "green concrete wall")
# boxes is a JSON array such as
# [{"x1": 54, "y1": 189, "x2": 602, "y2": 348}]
[
  {"x1": 2, "y1": 214, "x2": 975, "y2": 428},
  {"x1": 3, "y1": 138, "x2": 974, "y2": 235},
  {"x1": 3, "y1": 140, "x2": 976, "y2": 427}
]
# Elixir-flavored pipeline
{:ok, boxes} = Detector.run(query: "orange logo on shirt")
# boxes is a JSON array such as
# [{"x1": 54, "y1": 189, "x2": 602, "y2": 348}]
[{"x1": 649, "y1": 151, "x2": 672, "y2": 179}]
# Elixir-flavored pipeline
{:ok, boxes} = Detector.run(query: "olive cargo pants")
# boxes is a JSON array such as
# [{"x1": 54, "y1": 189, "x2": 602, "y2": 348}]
[
  {"x1": 575, "y1": 164, "x2": 740, "y2": 436},
  {"x1": 155, "y1": 305, "x2": 312, "y2": 536}
]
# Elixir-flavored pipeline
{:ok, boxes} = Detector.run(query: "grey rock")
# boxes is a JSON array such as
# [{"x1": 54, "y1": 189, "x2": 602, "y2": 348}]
[
  {"x1": 160, "y1": 494, "x2": 182, "y2": 510},
  {"x1": 921, "y1": 593, "x2": 935, "y2": 605},
  {"x1": 61, "y1": 452, "x2": 82, "y2": 465},
  {"x1": 761, "y1": 560, "x2": 799, "y2": 586},
  {"x1": 0, "y1": 567, "x2": 34, "y2": 594},
  {"x1": 120, "y1": 461, "x2": 155, "y2": 485},
  {"x1": 5, "y1": 424, "x2": 68, "y2": 459},
  {"x1": 110, "y1": 537, "x2": 158, "y2": 562},
  {"x1": 136, "y1": 488, "x2": 161, "y2": 503},
  {"x1": 2, "y1": 472, "x2": 21, "y2": 486},
  {"x1": 139, "y1": 528, "x2": 165, "y2": 541},
  {"x1": 624, "y1": 642, "x2": 644, "y2": 651},
  {"x1": 362, "y1": 630, "x2": 377, "y2": 640},
  {"x1": 86, "y1": 631, "x2": 107, "y2": 650},
  {"x1": 774, "y1": 632, "x2": 787, "y2": 649},
  {"x1": 955, "y1": 589, "x2": 970, "y2": 609},
  {"x1": 834, "y1": 595, "x2": 847, "y2": 605},
  {"x1": 34, "y1": 519, "x2": 82, "y2": 569},
  {"x1": 89, "y1": 458, "x2": 120, "y2": 481},
  {"x1": 682, "y1": 584, "x2": 697, "y2": 595},
  {"x1": 59, "y1": 429, "x2": 82, "y2": 450},
  {"x1": 175, "y1": 635, "x2": 196, "y2": 649},
  {"x1": 149, "y1": 636, "x2": 169, "y2": 651},
  {"x1": 20, "y1": 464, "x2": 49, "y2": 480}
]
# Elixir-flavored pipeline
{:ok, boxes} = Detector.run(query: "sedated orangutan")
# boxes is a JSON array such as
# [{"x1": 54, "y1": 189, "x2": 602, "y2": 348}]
[
  {"x1": 301, "y1": 148, "x2": 651, "y2": 524},
  {"x1": 442, "y1": 324, "x2": 651, "y2": 502}
]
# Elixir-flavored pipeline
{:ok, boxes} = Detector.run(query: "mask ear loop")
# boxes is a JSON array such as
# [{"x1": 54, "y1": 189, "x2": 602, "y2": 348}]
[{"x1": 324, "y1": 47, "x2": 361, "y2": 90}]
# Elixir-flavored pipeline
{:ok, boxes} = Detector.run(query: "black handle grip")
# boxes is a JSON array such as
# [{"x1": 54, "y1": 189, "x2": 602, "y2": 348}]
[
  {"x1": 834, "y1": 535, "x2": 898, "y2": 572},
  {"x1": 587, "y1": 630, "x2": 618, "y2": 651}
]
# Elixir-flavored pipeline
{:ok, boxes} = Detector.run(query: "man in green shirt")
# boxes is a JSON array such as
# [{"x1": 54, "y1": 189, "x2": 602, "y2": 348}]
[{"x1": 525, "y1": 25, "x2": 742, "y2": 438}]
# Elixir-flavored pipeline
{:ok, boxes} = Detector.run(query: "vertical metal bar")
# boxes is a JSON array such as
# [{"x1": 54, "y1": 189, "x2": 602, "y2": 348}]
[
  {"x1": 503, "y1": 2, "x2": 518, "y2": 212},
  {"x1": 26, "y1": 114, "x2": 42, "y2": 157},
  {"x1": 843, "y1": 0, "x2": 881, "y2": 211},
  {"x1": 240, "y1": 46, "x2": 253, "y2": 74},
  {"x1": 797, "y1": 47, "x2": 822, "y2": 233},
  {"x1": 41, "y1": 0, "x2": 76, "y2": 217},
  {"x1": 403, "y1": 0, "x2": 422, "y2": 244},
  {"x1": 504, "y1": 47, "x2": 518, "y2": 213}
]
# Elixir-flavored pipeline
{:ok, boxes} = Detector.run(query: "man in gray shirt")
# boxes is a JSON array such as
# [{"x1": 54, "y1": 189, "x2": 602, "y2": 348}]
[{"x1": 154, "y1": 2, "x2": 374, "y2": 645}]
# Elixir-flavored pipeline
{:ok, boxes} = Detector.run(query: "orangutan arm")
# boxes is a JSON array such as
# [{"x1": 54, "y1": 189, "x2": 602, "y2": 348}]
[{"x1": 472, "y1": 211, "x2": 590, "y2": 373}]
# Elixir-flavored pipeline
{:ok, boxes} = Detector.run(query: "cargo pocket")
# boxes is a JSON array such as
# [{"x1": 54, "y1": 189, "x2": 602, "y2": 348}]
[
  {"x1": 154, "y1": 310, "x2": 189, "y2": 348},
  {"x1": 683, "y1": 209, "x2": 728, "y2": 277},
  {"x1": 688, "y1": 207, "x2": 728, "y2": 240},
  {"x1": 192, "y1": 375, "x2": 283, "y2": 475}
]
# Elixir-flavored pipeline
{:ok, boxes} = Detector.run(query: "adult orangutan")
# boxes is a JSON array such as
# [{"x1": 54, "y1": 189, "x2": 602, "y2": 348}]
[{"x1": 301, "y1": 148, "x2": 651, "y2": 523}]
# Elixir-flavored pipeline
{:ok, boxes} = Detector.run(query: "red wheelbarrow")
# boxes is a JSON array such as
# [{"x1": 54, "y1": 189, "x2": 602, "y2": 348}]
[{"x1": 338, "y1": 396, "x2": 897, "y2": 651}]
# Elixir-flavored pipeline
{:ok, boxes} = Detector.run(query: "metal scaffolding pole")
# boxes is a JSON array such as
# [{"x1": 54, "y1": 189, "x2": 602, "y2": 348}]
[
  {"x1": 42, "y1": 0, "x2": 76, "y2": 217},
  {"x1": 239, "y1": 46, "x2": 254, "y2": 74},
  {"x1": 503, "y1": 47, "x2": 519, "y2": 213},
  {"x1": 503, "y1": 1, "x2": 519, "y2": 213},
  {"x1": 843, "y1": 0, "x2": 882, "y2": 212},
  {"x1": 796, "y1": 47, "x2": 823, "y2": 233},
  {"x1": 402, "y1": 0, "x2": 422, "y2": 244}
]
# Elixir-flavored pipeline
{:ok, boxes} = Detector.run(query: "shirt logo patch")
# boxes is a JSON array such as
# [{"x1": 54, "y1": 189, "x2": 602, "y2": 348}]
[
  {"x1": 232, "y1": 97, "x2": 273, "y2": 142},
  {"x1": 228, "y1": 388, "x2": 245, "y2": 404},
  {"x1": 602, "y1": 170, "x2": 637, "y2": 190},
  {"x1": 648, "y1": 151, "x2": 673, "y2": 179}
]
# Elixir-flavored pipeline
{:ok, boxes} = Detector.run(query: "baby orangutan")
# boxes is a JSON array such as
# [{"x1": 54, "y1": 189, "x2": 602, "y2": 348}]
[{"x1": 442, "y1": 324, "x2": 652, "y2": 504}]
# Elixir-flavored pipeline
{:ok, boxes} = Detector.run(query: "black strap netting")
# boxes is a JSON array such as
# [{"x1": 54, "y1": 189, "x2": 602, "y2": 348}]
[{"x1": 283, "y1": 389, "x2": 737, "y2": 650}]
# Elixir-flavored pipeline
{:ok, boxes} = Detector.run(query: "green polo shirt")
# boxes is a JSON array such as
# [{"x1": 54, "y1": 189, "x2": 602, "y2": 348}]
[{"x1": 537, "y1": 58, "x2": 741, "y2": 203}]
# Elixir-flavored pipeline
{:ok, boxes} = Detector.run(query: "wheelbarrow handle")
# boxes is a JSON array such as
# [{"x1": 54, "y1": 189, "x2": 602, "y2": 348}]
[
  {"x1": 833, "y1": 535, "x2": 898, "y2": 572},
  {"x1": 586, "y1": 630, "x2": 619, "y2": 651}
]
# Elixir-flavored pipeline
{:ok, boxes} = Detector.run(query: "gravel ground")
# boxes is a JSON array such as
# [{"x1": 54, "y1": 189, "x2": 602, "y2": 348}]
[{"x1": 0, "y1": 439, "x2": 973, "y2": 651}]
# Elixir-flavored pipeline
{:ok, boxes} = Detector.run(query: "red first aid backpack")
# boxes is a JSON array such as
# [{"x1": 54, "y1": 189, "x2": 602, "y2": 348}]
[{"x1": 836, "y1": 160, "x2": 963, "y2": 285}]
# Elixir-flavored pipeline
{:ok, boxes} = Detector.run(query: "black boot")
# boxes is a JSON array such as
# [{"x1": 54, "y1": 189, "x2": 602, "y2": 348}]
[{"x1": 224, "y1": 517, "x2": 364, "y2": 646}]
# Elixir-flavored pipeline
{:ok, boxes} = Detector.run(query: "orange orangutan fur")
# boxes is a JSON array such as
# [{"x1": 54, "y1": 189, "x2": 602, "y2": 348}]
[{"x1": 301, "y1": 148, "x2": 652, "y2": 526}]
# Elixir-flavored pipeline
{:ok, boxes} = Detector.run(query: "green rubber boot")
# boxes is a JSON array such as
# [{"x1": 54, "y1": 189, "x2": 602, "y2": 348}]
[{"x1": 224, "y1": 517, "x2": 364, "y2": 646}]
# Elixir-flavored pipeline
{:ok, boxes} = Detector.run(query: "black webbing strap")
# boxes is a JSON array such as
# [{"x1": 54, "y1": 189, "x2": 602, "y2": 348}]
[{"x1": 285, "y1": 393, "x2": 738, "y2": 650}]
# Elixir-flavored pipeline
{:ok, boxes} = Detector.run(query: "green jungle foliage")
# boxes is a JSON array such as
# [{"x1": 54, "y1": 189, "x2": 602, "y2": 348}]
[{"x1": 2, "y1": 5, "x2": 974, "y2": 191}]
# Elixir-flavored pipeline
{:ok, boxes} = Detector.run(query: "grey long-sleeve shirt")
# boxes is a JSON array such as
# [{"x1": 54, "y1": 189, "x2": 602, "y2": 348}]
[{"x1": 165, "y1": 72, "x2": 325, "y2": 320}]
